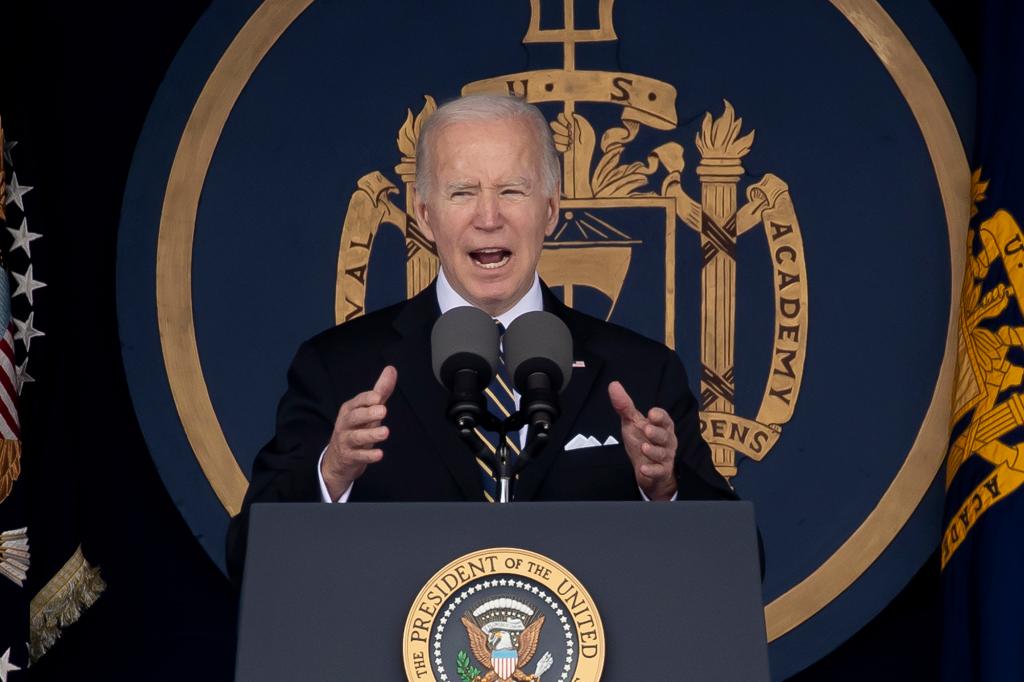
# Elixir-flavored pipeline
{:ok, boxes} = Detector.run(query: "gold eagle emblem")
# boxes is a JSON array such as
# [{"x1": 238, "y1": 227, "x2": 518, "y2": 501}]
[{"x1": 461, "y1": 612, "x2": 551, "y2": 682}]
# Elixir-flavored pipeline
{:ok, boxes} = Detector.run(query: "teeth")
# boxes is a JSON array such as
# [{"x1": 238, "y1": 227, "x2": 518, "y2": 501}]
[
  {"x1": 470, "y1": 249, "x2": 511, "y2": 269},
  {"x1": 475, "y1": 254, "x2": 510, "y2": 269}
]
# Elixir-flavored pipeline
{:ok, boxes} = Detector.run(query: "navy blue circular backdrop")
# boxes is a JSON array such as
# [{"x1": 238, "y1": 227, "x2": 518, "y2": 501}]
[{"x1": 117, "y1": 1, "x2": 973, "y2": 677}]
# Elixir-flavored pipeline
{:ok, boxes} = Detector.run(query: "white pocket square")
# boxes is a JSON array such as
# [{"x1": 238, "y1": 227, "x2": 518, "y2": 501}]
[{"x1": 564, "y1": 434, "x2": 619, "y2": 451}]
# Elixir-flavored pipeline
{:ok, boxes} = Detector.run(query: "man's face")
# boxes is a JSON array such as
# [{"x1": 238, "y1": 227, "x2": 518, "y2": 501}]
[{"x1": 414, "y1": 118, "x2": 559, "y2": 316}]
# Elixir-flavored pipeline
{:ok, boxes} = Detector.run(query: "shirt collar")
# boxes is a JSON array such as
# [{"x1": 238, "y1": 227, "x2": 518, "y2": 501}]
[{"x1": 435, "y1": 268, "x2": 543, "y2": 327}]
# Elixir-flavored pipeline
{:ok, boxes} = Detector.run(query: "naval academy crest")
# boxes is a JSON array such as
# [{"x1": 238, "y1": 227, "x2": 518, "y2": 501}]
[
  {"x1": 337, "y1": 0, "x2": 808, "y2": 481},
  {"x1": 118, "y1": 0, "x2": 970, "y2": 677}
]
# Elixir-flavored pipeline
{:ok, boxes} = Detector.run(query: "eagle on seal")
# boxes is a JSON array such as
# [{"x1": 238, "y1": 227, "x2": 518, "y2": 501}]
[{"x1": 460, "y1": 613, "x2": 551, "y2": 682}]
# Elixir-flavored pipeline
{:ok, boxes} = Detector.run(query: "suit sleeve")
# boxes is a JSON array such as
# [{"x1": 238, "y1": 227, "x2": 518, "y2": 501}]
[
  {"x1": 658, "y1": 350, "x2": 738, "y2": 501},
  {"x1": 226, "y1": 340, "x2": 339, "y2": 584}
]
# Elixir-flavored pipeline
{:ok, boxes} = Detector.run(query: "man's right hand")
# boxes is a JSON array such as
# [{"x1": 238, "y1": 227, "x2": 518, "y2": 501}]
[{"x1": 321, "y1": 365, "x2": 397, "y2": 500}]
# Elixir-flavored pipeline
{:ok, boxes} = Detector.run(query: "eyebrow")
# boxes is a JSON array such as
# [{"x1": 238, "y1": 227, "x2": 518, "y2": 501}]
[
  {"x1": 443, "y1": 178, "x2": 532, "y2": 193},
  {"x1": 444, "y1": 181, "x2": 480, "y2": 193}
]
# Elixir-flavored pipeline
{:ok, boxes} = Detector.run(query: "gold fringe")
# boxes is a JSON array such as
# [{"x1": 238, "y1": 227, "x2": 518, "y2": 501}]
[
  {"x1": 0, "y1": 439, "x2": 22, "y2": 504},
  {"x1": 29, "y1": 545, "x2": 105, "y2": 662},
  {"x1": 0, "y1": 526, "x2": 29, "y2": 586}
]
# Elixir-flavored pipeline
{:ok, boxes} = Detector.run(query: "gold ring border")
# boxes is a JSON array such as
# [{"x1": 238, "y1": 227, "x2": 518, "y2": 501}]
[
  {"x1": 401, "y1": 547, "x2": 605, "y2": 682},
  {"x1": 156, "y1": 0, "x2": 317, "y2": 515},
  {"x1": 153, "y1": 0, "x2": 968, "y2": 638},
  {"x1": 762, "y1": 0, "x2": 969, "y2": 640}
]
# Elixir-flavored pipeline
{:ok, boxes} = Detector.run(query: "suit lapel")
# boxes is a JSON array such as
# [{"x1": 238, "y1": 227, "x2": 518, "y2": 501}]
[
  {"x1": 383, "y1": 286, "x2": 484, "y2": 501},
  {"x1": 514, "y1": 286, "x2": 605, "y2": 501}
]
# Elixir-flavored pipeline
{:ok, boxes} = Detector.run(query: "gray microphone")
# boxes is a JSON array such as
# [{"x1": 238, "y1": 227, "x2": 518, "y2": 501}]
[
  {"x1": 503, "y1": 311, "x2": 573, "y2": 436},
  {"x1": 431, "y1": 306, "x2": 499, "y2": 429}
]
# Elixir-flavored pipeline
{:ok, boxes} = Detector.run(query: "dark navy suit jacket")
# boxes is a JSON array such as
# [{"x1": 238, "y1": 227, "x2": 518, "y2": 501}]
[{"x1": 227, "y1": 281, "x2": 736, "y2": 583}]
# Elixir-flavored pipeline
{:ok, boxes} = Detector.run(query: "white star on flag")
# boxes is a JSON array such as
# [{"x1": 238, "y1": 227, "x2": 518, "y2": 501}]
[
  {"x1": 14, "y1": 312, "x2": 44, "y2": 352},
  {"x1": 1, "y1": 139, "x2": 15, "y2": 168},
  {"x1": 12, "y1": 265, "x2": 45, "y2": 305},
  {"x1": 15, "y1": 358, "x2": 33, "y2": 394},
  {"x1": 7, "y1": 218, "x2": 41, "y2": 257},
  {"x1": 0, "y1": 647, "x2": 20, "y2": 682},
  {"x1": 3, "y1": 172, "x2": 32, "y2": 212}
]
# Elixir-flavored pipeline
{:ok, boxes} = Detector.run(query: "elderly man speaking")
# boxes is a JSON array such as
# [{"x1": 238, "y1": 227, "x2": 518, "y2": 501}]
[{"x1": 227, "y1": 95, "x2": 735, "y2": 581}]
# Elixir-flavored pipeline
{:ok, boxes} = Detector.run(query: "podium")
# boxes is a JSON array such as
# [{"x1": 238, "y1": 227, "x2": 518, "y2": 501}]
[{"x1": 236, "y1": 501, "x2": 768, "y2": 681}]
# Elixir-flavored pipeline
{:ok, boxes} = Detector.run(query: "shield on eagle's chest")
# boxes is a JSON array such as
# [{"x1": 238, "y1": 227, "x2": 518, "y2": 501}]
[{"x1": 492, "y1": 648, "x2": 518, "y2": 680}]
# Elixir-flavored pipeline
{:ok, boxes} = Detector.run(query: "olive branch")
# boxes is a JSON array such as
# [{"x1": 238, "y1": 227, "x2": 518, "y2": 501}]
[{"x1": 456, "y1": 649, "x2": 482, "y2": 682}]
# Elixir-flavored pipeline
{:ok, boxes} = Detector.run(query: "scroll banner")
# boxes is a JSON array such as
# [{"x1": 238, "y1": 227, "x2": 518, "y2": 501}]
[
  {"x1": 699, "y1": 175, "x2": 807, "y2": 458},
  {"x1": 463, "y1": 70, "x2": 678, "y2": 130},
  {"x1": 942, "y1": 460, "x2": 1024, "y2": 570}
]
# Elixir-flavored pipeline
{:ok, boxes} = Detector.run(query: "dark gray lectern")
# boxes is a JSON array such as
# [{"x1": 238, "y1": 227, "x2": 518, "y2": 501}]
[{"x1": 237, "y1": 502, "x2": 768, "y2": 681}]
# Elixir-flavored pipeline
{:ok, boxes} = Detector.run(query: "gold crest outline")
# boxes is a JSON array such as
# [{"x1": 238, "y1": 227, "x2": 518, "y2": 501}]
[{"x1": 152, "y1": 0, "x2": 969, "y2": 641}]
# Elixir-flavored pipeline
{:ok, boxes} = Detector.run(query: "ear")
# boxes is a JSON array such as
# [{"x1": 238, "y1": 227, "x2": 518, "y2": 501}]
[
  {"x1": 544, "y1": 182, "x2": 561, "y2": 237},
  {"x1": 411, "y1": 186, "x2": 436, "y2": 242}
]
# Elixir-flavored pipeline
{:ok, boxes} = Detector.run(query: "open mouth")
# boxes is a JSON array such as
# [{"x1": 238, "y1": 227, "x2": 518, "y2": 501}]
[{"x1": 469, "y1": 248, "x2": 511, "y2": 269}]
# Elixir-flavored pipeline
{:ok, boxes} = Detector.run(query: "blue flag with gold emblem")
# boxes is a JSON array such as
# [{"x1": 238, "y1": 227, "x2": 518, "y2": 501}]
[{"x1": 942, "y1": 2, "x2": 1024, "y2": 680}]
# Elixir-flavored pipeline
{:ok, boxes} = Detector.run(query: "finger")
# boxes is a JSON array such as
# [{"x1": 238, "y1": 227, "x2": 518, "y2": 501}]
[
  {"x1": 608, "y1": 381, "x2": 644, "y2": 425},
  {"x1": 345, "y1": 425, "x2": 389, "y2": 448},
  {"x1": 339, "y1": 389, "x2": 386, "y2": 417},
  {"x1": 640, "y1": 441, "x2": 673, "y2": 463},
  {"x1": 337, "y1": 448, "x2": 384, "y2": 466},
  {"x1": 639, "y1": 461, "x2": 672, "y2": 478},
  {"x1": 647, "y1": 407, "x2": 674, "y2": 427},
  {"x1": 642, "y1": 423, "x2": 671, "y2": 447},
  {"x1": 373, "y1": 365, "x2": 398, "y2": 404},
  {"x1": 343, "y1": 404, "x2": 387, "y2": 429}
]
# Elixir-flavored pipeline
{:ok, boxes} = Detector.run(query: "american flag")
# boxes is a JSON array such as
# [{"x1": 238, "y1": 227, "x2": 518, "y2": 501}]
[
  {"x1": 0, "y1": 117, "x2": 27, "y2": 591},
  {"x1": 0, "y1": 113, "x2": 28, "y2": 679},
  {"x1": 0, "y1": 250, "x2": 20, "y2": 444}
]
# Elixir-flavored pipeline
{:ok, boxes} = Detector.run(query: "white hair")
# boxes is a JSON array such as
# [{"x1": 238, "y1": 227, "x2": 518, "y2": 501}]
[{"x1": 414, "y1": 94, "x2": 561, "y2": 198}]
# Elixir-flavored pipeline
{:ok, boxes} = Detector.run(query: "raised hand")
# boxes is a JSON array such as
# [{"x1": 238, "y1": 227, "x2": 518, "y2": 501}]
[
  {"x1": 320, "y1": 366, "x2": 397, "y2": 500},
  {"x1": 607, "y1": 380, "x2": 678, "y2": 500}
]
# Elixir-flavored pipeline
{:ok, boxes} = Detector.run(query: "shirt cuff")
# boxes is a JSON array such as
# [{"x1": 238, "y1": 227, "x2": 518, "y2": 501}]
[
  {"x1": 639, "y1": 486, "x2": 678, "y2": 502},
  {"x1": 318, "y1": 446, "x2": 354, "y2": 503}
]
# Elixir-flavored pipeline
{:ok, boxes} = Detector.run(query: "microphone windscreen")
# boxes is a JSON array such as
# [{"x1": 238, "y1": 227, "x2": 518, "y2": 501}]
[
  {"x1": 503, "y1": 311, "x2": 573, "y2": 393},
  {"x1": 430, "y1": 306, "x2": 500, "y2": 389}
]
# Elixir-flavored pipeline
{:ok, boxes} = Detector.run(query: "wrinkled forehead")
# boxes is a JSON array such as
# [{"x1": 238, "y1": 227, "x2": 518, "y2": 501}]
[{"x1": 432, "y1": 118, "x2": 543, "y2": 180}]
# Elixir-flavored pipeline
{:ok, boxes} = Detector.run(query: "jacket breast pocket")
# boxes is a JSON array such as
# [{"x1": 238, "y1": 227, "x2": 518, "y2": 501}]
[{"x1": 553, "y1": 443, "x2": 631, "y2": 470}]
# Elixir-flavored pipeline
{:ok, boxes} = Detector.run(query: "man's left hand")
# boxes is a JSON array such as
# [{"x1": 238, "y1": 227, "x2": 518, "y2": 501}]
[{"x1": 608, "y1": 381, "x2": 678, "y2": 500}]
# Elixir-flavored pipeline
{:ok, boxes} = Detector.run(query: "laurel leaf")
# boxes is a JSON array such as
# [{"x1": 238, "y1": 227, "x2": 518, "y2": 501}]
[{"x1": 456, "y1": 649, "x2": 482, "y2": 682}]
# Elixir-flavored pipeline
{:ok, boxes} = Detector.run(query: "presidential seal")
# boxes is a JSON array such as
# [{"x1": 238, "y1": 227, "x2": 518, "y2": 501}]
[{"x1": 403, "y1": 548, "x2": 604, "y2": 682}]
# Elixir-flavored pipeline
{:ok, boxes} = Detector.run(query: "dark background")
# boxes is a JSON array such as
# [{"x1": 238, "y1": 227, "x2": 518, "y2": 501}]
[{"x1": 5, "y1": 1, "x2": 975, "y2": 679}]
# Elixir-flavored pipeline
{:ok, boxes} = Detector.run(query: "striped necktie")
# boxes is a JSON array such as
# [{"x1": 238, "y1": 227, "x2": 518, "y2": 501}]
[{"x1": 476, "y1": 321, "x2": 520, "y2": 501}]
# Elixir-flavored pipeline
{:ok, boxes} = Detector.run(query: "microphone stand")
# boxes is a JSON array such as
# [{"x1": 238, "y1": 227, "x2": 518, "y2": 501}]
[{"x1": 452, "y1": 390, "x2": 555, "y2": 503}]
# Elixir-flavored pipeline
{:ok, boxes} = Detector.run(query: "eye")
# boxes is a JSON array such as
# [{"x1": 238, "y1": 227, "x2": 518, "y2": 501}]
[{"x1": 501, "y1": 188, "x2": 526, "y2": 198}]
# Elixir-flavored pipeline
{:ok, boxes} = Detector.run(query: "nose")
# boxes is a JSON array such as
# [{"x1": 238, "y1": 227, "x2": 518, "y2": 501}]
[{"x1": 474, "y1": 189, "x2": 502, "y2": 230}]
